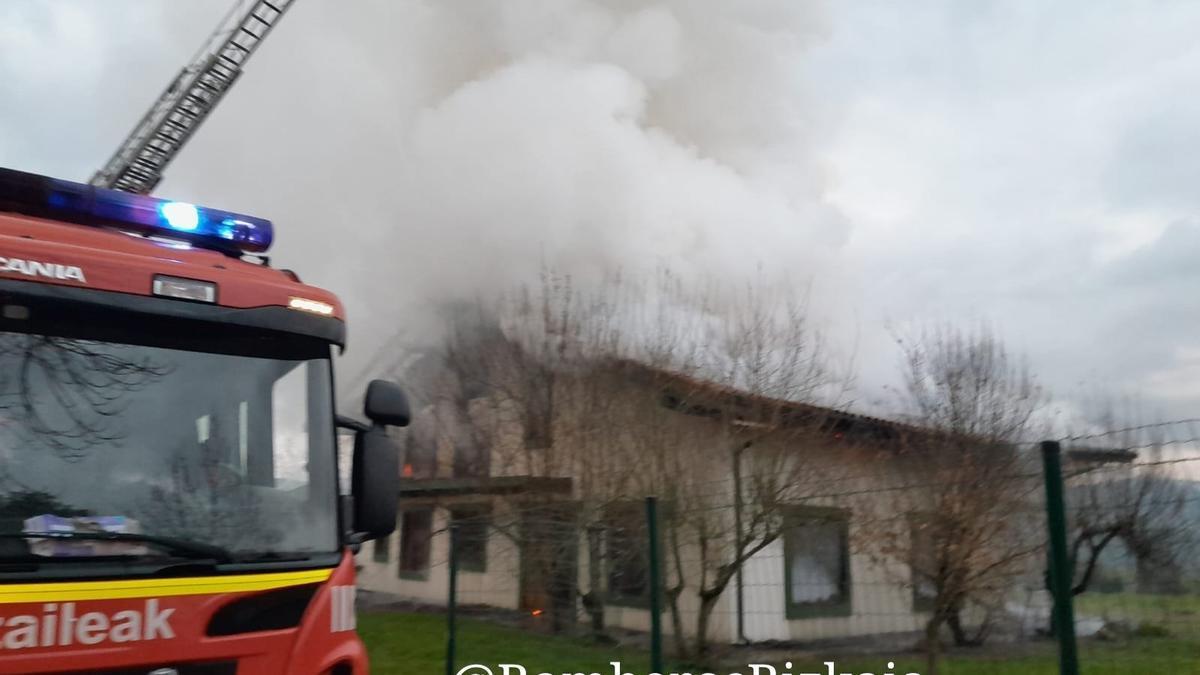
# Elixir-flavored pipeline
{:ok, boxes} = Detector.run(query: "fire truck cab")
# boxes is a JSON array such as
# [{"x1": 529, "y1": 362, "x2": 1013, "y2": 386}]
[{"x1": 0, "y1": 167, "x2": 402, "y2": 674}]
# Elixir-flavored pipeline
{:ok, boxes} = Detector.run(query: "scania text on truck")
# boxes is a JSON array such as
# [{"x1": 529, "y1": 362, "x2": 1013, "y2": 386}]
[{"x1": 0, "y1": 167, "x2": 404, "y2": 674}]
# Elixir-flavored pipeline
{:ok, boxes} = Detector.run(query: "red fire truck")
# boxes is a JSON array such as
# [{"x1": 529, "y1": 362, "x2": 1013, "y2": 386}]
[{"x1": 0, "y1": 167, "x2": 403, "y2": 674}]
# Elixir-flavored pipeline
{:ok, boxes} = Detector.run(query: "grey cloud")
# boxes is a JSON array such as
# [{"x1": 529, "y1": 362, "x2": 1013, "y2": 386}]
[{"x1": 1105, "y1": 110, "x2": 1200, "y2": 213}]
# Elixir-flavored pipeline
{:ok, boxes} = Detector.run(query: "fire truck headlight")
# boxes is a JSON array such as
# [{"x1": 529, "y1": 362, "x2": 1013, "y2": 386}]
[{"x1": 288, "y1": 296, "x2": 335, "y2": 316}]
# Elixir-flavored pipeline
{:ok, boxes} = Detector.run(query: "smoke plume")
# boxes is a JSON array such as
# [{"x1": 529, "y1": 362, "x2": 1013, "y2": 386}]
[{"x1": 32, "y1": 0, "x2": 852, "y2": 397}]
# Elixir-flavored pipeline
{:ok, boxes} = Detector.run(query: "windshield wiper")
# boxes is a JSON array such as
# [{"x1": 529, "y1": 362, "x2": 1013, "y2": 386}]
[
  {"x1": 234, "y1": 551, "x2": 314, "y2": 563},
  {"x1": 1, "y1": 532, "x2": 233, "y2": 564}
]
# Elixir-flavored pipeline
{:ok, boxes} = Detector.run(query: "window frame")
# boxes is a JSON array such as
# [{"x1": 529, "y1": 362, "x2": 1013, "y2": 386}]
[
  {"x1": 450, "y1": 503, "x2": 492, "y2": 573},
  {"x1": 398, "y1": 508, "x2": 434, "y2": 580},
  {"x1": 602, "y1": 501, "x2": 653, "y2": 608},
  {"x1": 782, "y1": 504, "x2": 852, "y2": 619}
]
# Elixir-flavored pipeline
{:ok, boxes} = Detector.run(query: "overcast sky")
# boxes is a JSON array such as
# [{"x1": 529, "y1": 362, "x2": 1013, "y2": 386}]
[{"x1": 2, "y1": 0, "x2": 1197, "y2": 429}]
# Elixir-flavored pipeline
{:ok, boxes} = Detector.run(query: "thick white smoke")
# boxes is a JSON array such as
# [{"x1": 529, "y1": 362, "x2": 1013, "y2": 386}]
[
  {"x1": 11, "y1": 1, "x2": 1200, "y2": 424},
  {"x1": 137, "y1": 1, "x2": 852, "y2": 395}
]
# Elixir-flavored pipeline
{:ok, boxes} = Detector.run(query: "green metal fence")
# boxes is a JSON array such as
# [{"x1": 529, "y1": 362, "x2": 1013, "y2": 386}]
[
  {"x1": 366, "y1": 425, "x2": 1200, "y2": 675},
  {"x1": 1047, "y1": 424, "x2": 1200, "y2": 675}
]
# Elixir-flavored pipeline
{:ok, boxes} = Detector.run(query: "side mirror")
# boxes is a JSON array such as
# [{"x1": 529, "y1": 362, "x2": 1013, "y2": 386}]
[
  {"x1": 351, "y1": 426, "x2": 399, "y2": 541},
  {"x1": 364, "y1": 379, "x2": 410, "y2": 427}
]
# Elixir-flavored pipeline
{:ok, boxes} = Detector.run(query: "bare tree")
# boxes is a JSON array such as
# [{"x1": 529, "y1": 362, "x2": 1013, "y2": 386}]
[
  {"x1": 859, "y1": 324, "x2": 1047, "y2": 673},
  {"x1": 619, "y1": 280, "x2": 851, "y2": 660},
  {"x1": 427, "y1": 268, "x2": 643, "y2": 638},
  {"x1": 0, "y1": 335, "x2": 171, "y2": 460},
  {"x1": 1068, "y1": 463, "x2": 1192, "y2": 598},
  {"x1": 1064, "y1": 403, "x2": 1196, "y2": 603},
  {"x1": 403, "y1": 269, "x2": 851, "y2": 658}
]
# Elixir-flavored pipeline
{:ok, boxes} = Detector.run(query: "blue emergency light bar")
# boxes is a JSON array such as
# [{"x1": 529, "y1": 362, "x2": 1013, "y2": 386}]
[{"x1": 0, "y1": 167, "x2": 273, "y2": 254}]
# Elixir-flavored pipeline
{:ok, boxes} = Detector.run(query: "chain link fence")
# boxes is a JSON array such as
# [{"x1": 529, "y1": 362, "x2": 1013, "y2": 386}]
[
  {"x1": 357, "y1": 422, "x2": 1200, "y2": 675},
  {"x1": 1050, "y1": 423, "x2": 1200, "y2": 675}
]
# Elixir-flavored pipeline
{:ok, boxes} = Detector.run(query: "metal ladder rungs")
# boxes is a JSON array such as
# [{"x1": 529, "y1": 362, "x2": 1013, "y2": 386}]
[
  {"x1": 146, "y1": 139, "x2": 175, "y2": 153},
  {"x1": 182, "y1": 92, "x2": 213, "y2": 107},
  {"x1": 91, "y1": 0, "x2": 296, "y2": 193},
  {"x1": 197, "y1": 76, "x2": 231, "y2": 94},
  {"x1": 209, "y1": 62, "x2": 237, "y2": 79}
]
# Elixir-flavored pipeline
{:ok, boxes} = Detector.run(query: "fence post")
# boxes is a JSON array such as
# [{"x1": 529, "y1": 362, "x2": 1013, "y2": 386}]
[
  {"x1": 645, "y1": 496, "x2": 663, "y2": 674},
  {"x1": 1041, "y1": 440, "x2": 1079, "y2": 675},
  {"x1": 732, "y1": 443, "x2": 748, "y2": 644},
  {"x1": 446, "y1": 522, "x2": 459, "y2": 675}
]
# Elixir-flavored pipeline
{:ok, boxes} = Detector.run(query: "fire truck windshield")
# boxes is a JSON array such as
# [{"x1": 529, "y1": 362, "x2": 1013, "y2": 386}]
[{"x1": 0, "y1": 304, "x2": 340, "y2": 573}]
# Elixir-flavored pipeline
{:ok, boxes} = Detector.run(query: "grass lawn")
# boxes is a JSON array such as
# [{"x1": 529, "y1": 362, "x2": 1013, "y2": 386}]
[
  {"x1": 1070, "y1": 592, "x2": 1200, "y2": 674},
  {"x1": 359, "y1": 611, "x2": 652, "y2": 675},
  {"x1": 357, "y1": 610, "x2": 1198, "y2": 675},
  {"x1": 1075, "y1": 591, "x2": 1200, "y2": 629}
]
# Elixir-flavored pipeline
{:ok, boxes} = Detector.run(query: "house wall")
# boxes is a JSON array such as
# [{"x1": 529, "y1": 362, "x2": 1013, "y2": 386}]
[
  {"x1": 736, "y1": 437, "x2": 932, "y2": 642},
  {"x1": 357, "y1": 506, "x2": 928, "y2": 643},
  {"x1": 358, "y1": 367, "x2": 936, "y2": 644},
  {"x1": 576, "y1": 422, "x2": 936, "y2": 642},
  {"x1": 594, "y1": 509, "x2": 929, "y2": 644}
]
